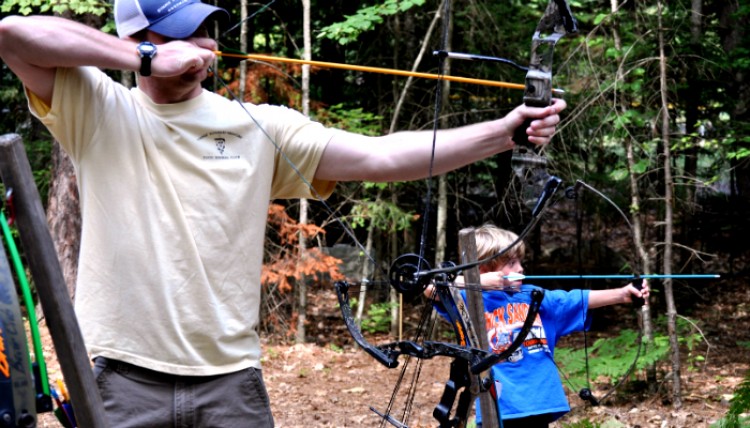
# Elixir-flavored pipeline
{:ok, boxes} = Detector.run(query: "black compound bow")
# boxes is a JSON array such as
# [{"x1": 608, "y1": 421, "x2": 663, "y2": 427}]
[
  {"x1": 213, "y1": 1, "x2": 578, "y2": 426},
  {"x1": 335, "y1": 1, "x2": 579, "y2": 426}
]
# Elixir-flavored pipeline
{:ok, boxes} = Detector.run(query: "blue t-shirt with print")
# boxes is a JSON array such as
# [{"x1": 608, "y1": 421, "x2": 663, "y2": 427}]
[{"x1": 436, "y1": 284, "x2": 591, "y2": 424}]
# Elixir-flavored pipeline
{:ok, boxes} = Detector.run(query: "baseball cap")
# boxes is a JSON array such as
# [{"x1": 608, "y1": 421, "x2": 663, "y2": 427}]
[{"x1": 115, "y1": 0, "x2": 230, "y2": 39}]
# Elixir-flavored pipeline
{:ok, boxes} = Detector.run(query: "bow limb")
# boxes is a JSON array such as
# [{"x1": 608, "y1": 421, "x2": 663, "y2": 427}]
[{"x1": 335, "y1": 277, "x2": 544, "y2": 427}]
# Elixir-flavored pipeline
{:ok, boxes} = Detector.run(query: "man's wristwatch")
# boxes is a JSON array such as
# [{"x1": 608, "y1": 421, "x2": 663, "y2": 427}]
[{"x1": 136, "y1": 42, "x2": 157, "y2": 77}]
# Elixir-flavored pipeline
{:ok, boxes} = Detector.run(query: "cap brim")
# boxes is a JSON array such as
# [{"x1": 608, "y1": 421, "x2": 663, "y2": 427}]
[{"x1": 148, "y1": 3, "x2": 229, "y2": 39}]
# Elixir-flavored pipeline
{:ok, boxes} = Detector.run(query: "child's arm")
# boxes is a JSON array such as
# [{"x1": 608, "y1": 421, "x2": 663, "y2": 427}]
[
  {"x1": 588, "y1": 281, "x2": 650, "y2": 309},
  {"x1": 424, "y1": 270, "x2": 518, "y2": 301}
]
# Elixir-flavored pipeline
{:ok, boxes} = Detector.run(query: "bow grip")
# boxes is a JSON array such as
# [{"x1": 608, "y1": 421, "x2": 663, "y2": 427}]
[
  {"x1": 513, "y1": 68, "x2": 553, "y2": 150},
  {"x1": 631, "y1": 277, "x2": 645, "y2": 308}
]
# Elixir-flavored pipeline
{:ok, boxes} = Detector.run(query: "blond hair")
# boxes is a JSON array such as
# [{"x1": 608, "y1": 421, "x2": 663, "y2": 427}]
[{"x1": 459, "y1": 224, "x2": 525, "y2": 272}]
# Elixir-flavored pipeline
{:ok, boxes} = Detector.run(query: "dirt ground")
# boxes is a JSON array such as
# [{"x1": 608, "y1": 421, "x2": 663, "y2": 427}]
[{"x1": 34, "y1": 276, "x2": 749, "y2": 428}]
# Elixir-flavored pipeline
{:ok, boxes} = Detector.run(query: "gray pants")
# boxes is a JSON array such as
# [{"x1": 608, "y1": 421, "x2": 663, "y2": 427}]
[{"x1": 93, "y1": 357, "x2": 274, "y2": 428}]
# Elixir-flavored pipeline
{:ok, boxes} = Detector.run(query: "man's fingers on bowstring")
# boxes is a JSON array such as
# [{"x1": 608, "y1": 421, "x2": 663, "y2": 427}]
[
  {"x1": 156, "y1": 41, "x2": 216, "y2": 75},
  {"x1": 190, "y1": 36, "x2": 218, "y2": 52}
]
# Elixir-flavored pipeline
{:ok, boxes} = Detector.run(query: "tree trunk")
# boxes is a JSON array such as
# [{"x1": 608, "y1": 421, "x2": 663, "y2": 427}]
[
  {"x1": 238, "y1": 0, "x2": 248, "y2": 100},
  {"x1": 295, "y1": 0, "x2": 312, "y2": 344},
  {"x1": 356, "y1": 189, "x2": 382, "y2": 323},
  {"x1": 679, "y1": 0, "x2": 702, "y2": 254},
  {"x1": 390, "y1": 189, "x2": 400, "y2": 337},
  {"x1": 435, "y1": 2, "x2": 452, "y2": 268},
  {"x1": 388, "y1": 7, "x2": 442, "y2": 134},
  {"x1": 459, "y1": 230, "x2": 499, "y2": 428},
  {"x1": 616, "y1": 0, "x2": 657, "y2": 393},
  {"x1": 718, "y1": 0, "x2": 750, "y2": 251},
  {"x1": 657, "y1": 0, "x2": 682, "y2": 408},
  {"x1": 45, "y1": 143, "x2": 80, "y2": 298}
]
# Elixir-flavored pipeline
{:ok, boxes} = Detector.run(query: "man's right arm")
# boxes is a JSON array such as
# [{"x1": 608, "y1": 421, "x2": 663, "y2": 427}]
[
  {"x1": 0, "y1": 15, "x2": 217, "y2": 105},
  {"x1": 0, "y1": 16, "x2": 140, "y2": 105}
]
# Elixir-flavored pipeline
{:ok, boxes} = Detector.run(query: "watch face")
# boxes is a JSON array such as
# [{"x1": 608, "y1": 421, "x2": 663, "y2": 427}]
[{"x1": 138, "y1": 42, "x2": 157, "y2": 57}]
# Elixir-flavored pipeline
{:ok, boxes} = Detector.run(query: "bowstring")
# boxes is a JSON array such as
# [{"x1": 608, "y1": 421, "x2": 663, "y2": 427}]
[
  {"x1": 210, "y1": 71, "x2": 385, "y2": 279},
  {"x1": 577, "y1": 180, "x2": 646, "y2": 405},
  {"x1": 220, "y1": 0, "x2": 279, "y2": 38},
  {"x1": 211, "y1": 1, "x2": 392, "y2": 283},
  {"x1": 377, "y1": 1, "x2": 453, "y2": 425}
]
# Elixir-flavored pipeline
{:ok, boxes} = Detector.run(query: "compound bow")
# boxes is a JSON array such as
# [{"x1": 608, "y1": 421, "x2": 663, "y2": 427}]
[
  {"x1": 213, "y1": 1, "x2": 578, "y2": 426},
  {"x1": 332, "y1": 1, "x2": 579, "y2": 424}
]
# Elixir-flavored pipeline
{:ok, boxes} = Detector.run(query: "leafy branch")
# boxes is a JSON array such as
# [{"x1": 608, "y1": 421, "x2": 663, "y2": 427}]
[{"x1": 317, "y1": 0, "x2": 426, "y2": 45}]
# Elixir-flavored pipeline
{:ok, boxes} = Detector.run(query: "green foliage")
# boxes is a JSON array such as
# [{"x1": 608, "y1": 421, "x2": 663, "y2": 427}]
[
  {"x1": 360, "y1": 301, "x2": 396, "y2": 334},
  {"x1": 556, "y1": 316, "x2": 708, "y2": 396},
  {"x1": 347, "y1": 298, "x2": 395, "y2": 334},
  {"x1": 711, "y1": 371, "x2": 750, "y2": 428},
  {"x1": 26, "y1": 138, "x2": 52, "y2": 204},
  {"x1": 556, "y1": 328, "x2": 671, "y2": 391},
  {"x1": 725, "y1": 135, "x2": 750, "y2": 161},
  {"x1": 317, "y1": 0, "x2": 426, "y2": 45},
  {"x1": 559, "y1": 420, "x2": 602, "y2": 428},
  {"x1": 313, "y1": 103, "x2": 383, "y2": 136},
  {"x1": 1, "y1": 0, "x2": 109, "y2": 16},
  {"x1": 349, "y1": 200, "x2": 416, "y2": 233},
  {"x1": 312, "y1": 104, "x2": 414, "y2": 236}
]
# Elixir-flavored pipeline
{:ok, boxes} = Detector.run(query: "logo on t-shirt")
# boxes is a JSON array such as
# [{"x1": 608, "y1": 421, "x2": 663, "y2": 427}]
[
  {"x1": 199, "y1": 131, "x2": 242, "y2": 160},
  {"x1": 485, "y1": 303, "x2": 549, "y2": 362}
]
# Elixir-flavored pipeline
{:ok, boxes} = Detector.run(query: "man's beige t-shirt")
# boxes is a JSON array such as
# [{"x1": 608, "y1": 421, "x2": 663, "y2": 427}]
[{"x1": 29, "y1": 66, "x2": 336, "y2": 376}]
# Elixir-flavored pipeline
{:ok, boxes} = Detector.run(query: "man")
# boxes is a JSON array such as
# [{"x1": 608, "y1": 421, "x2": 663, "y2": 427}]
[{"x1": 0, "y1": 1, "x2": 566, "y2": 426}]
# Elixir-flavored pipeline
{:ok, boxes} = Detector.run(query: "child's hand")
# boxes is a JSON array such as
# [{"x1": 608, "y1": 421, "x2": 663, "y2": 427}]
[
  {"x1": 622, "y1": 280, "x2": 650, "y2": 304},
  {"x1": 589, "y1": 280, "x2": 650, "y2": 309},
  {"x1": 479, "y1": 271, "x2": 522, "y2": 290}
]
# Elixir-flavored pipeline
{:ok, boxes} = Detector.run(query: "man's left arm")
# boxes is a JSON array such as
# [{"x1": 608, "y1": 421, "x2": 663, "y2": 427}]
[{"x1": 315, "y1": 100, "x2": 566, "y2": 183}]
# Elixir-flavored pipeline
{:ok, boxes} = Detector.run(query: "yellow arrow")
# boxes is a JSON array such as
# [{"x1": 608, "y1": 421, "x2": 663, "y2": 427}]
[{"x1": 214, "y1": 51, "x2": 531, "y2": 91}]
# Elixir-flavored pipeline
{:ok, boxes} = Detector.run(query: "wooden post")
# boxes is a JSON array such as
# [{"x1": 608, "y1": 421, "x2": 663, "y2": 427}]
[
  {"x1": 458, "y1": 229, "x2": 500, "y2": 428},
  {"x1": 0, "y1": 134, "x2": 108, "y2": 427}
]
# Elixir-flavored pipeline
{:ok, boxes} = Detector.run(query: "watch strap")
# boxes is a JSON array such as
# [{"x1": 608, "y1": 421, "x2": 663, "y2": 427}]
[
  {"x1": 137, "y1": 42, "x2": 157, "y2": 77},
  {"x1": 139, "y1": 56, "x2": 152, "y2": 77}
]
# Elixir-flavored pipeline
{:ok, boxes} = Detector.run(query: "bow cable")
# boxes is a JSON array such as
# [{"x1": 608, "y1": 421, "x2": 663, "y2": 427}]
[{"x1": 374, "y1": 1, "x2": 453, "y2": 424}]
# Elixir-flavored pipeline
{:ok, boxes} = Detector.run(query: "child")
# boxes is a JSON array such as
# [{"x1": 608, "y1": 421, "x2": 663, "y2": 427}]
[{"x1": 426, "y1": 224, "x2": 649, "y2": 428}]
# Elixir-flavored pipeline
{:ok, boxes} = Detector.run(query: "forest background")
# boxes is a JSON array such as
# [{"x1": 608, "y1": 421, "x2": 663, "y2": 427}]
[{"x1": 1, "y1": 0, "x2": 749, "y2": 427}]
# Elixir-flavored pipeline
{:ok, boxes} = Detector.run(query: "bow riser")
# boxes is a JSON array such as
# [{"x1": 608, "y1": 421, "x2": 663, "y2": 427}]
[{"x1": 515, "y1": 0, "x2": 578, "y2": 148}]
